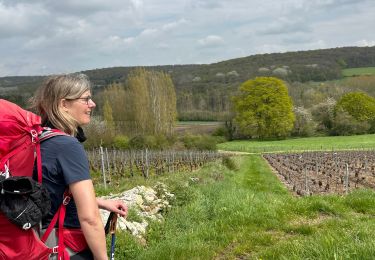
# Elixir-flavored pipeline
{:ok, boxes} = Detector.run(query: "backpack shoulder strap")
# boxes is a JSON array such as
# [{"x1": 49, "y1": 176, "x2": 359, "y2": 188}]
[
  {"x1": 34, "y1": 128, "x2": 68, "y2": 184},
  {"x1": 41, "y1": 189, "x2": 72, "y2": 259},
  {"x1": 39, "y1": 128, "x2": 69, "y2": 142}
]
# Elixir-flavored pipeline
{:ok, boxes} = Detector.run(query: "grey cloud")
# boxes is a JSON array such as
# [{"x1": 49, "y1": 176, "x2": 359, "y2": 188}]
[
  {"x1": 41, "y1": 0, "x2": 134, "y2": 16},
  {"x1": 0, "y1": 2, "x2": 50, "y2": 38},
  {"x1": 257, "y1": 18, "x2": 312, "y2": 35},
  {"x1": 0, "y1": 0, "x2": 374, "y2": 76},
  {"x1": 198, "y1": 35, "x2": 225, "y2": 47},
  {"x1": 281, "y1": 33, "x2": 314, "y2": 45},
  {"x1": 187, "y1": 0, "x2": 223, "y2": 9}
]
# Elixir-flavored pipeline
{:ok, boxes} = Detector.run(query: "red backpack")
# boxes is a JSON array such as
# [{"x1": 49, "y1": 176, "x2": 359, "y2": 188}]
[{"x1": 0, "y1": 99, "x2": 85, "y2": 260}]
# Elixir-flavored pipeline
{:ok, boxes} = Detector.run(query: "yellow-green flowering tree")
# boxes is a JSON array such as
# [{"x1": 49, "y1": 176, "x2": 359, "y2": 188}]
[{"x1": 233, "y1": 77, "x2": 295, "y2": 138}]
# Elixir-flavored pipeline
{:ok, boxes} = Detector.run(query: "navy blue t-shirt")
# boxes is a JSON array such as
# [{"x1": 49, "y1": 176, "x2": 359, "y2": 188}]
[{"x1": 34, "y1": 135, "x2": 91, "y2": 228}]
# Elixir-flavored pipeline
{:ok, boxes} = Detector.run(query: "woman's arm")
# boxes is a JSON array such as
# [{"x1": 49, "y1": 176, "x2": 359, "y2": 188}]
[
  {"x1": 70, "y1": 180, "x2": 108, "y2": 260},
  {"x1": 96, "y1": 198, "x2": 128, "y2": 217}
]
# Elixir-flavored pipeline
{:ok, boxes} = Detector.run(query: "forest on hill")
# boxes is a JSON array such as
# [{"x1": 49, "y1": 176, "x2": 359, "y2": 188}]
[{"x1": 1, "y1": 46, "x2": 375, "y2": 121}]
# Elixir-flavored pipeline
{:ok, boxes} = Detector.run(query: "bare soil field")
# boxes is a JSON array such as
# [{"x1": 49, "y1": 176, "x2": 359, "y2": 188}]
[{"x1": 263, "y1": 150, "x2": 375, "y2": 196}]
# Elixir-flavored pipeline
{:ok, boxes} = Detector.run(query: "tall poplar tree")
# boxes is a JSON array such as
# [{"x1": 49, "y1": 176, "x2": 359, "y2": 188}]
[
  {"x1": 126, "y1": 68, "x2": 177, "y2": 135},
  {"x1": 103, "y1": 98, "x2": 114, "y2": 130},
  {"x1": 102, "y1": 68, "x2": 177, "y2": 136}
]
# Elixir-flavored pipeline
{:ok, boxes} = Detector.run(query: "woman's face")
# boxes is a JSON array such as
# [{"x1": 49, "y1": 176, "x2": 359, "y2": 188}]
[{"x1": 62, "y1": 90, "x2": 96, "y2": 126}]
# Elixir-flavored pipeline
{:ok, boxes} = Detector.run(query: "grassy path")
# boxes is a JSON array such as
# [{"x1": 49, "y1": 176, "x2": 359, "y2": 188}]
[{"x1": 112, "y1": 155, "x2": 375, "y2": 259}]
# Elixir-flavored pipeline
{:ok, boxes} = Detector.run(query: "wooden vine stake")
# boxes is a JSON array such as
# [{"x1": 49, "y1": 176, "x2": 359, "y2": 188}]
[{"x1": 100, "y1": 146, "x2": 107, "y2": 189}]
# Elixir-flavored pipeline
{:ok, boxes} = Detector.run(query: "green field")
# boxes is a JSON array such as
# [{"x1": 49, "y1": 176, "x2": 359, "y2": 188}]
[
  {"x1": 342, "y1": 67, "x2": 375, "y2": 77},
  {"x1": 97, "y1": 135, "x2": 375, "y2": 259},
  {"x1": 108, "y1": 155, "x2": 375, "y2": 259},
  {"x1": 218, "y1": 134, "x2": 375, "y2": 154}
]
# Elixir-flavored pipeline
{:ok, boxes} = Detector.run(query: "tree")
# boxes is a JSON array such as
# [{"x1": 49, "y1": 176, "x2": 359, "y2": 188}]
[
  {"x1": 331, "y1": 108, "x2": 370, "y2": 135},
  {"x1": 101, "y1": 83, "x2": 128, "y2": 133},
  {"x1": 334, "y1": 92, "x2": 375, "y2": 122},
  {"x1": 125, "y1": 69, "x2": 152, "y2": 134},
  {"x1": 126, "y1": 68, "x2": 177, "y2": 135},
  {"x1": 233, "y1": 77, "x2": 295, "y2": 138},
  {"x1": 103, "y1": 98, "x2": 114, "y2": 129},
  {"x1": 292, "y1": 106, "x2": 316, "y2": 137},
  {"x1": 101, "y1": 69, "x2": 177, "y2": 136},
  {"x1": 311, "y1": 98, "x2": 336, "y2": 133},
  {"x1": 333, "y1": 92, "x2": 375, "y2": 134}
]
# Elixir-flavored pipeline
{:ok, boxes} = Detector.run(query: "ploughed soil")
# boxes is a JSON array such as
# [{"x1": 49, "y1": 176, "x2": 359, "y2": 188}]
[{"x1": 263, "y1": 151, "x2": 375, "y2": 196}]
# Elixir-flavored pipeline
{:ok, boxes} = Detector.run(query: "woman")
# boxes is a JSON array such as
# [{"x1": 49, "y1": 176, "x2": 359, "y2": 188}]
[{"x1": 31, "y1": 73, "x2": 127, "y2": 260}]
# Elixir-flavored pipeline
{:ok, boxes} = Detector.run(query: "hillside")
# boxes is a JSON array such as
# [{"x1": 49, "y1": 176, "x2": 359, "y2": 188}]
[{"x1": 1, "y1": 46, "x2": 375, "y2": 119}]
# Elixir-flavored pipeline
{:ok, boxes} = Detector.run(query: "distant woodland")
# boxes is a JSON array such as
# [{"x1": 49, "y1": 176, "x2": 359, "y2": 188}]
[{"x1": 2, "y1": 46, "x2": 375, "y2": 123}]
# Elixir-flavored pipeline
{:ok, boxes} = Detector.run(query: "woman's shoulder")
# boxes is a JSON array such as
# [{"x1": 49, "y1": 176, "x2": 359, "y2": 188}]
[
  {"x1": 43, "y1": 134, "x2": 80, "y2": 145},
  {"x1": 42, "y1": 135, "x2": 88, "y2": 162}
]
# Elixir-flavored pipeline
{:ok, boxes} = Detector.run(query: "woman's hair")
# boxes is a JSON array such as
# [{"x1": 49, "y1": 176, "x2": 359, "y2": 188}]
[{"x1": 30, "y1": 73, "x2": 92, "y2": 135}]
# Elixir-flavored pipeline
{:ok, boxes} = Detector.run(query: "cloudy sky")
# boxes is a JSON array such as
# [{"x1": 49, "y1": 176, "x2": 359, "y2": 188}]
[{"x1": 0, "y1": 0, "x2": 374, "y2": 77}]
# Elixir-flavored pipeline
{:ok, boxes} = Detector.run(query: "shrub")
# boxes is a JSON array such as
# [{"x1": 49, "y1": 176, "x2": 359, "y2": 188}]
[
  {"x1": 212, "y1": 127, "x2": 228, "y2": 137},
  {"x1": 331, "y1": 109, "x2": 370, "y2": 135},
  {"x1": 213, "y1": 136, "x2": 227, "y2": 144},
  {"x1": 335, "y1": 92, "x2": 375, "y2": 122},
  {"x1": 292, "y1": 106, "x2": 316, "y2": 137},
  {"x1": 127, "y1": 135, "x2": 173, "y2": 150},
  {"x1": 128, "y1": 135, "x2": 149, "y2": 149},
  {"x1": 113, "y1": 135, "x2": 129, "y2": 149},
  {"x1": 83, "y1": 116, "x2": 114, "y2": 148},
  {"x1": 128, "y1": 135, "x2": 156, "y2": 149},
  {"x1": 212, "y1": 127, "x2": 233, "y2": 142},
  {"x1": 222, "y1": 156, "x2": 239, "y2": 171},
  {"x1": 311, "y1": 98, "x2": 336, "y2": 134},
  {"x1": 180, "y1": 134, "x2": 217, "y2": 150},
  {"x1": 153, "y1": 134, "x2": 170, "y2": 150}
]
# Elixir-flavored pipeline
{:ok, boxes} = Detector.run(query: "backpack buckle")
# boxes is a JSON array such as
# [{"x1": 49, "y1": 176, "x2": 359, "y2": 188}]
[
  {"x1": 0, "y1": 164, "x2": 10, "y2": 179},
  {"x1": 30, "y1": 130, "x2": 38, "y2": 143},
  {"x1": 52, "y1": 246, "x2": 59, "y2": 254},
  {"x1": 63, "y1": 195, "x2": 71, "y2": 205}
]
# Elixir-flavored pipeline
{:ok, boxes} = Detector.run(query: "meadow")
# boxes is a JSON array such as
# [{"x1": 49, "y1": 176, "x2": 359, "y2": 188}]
[
  {"x1": 342, "y1": 66, "x2": 375, "y2": 77},
  {"x1": 100, "y1": 135, "x2": 375, "y2": 259},
  {"x1": 217, "y1": 134, "x2": 375, "y2": 154}
]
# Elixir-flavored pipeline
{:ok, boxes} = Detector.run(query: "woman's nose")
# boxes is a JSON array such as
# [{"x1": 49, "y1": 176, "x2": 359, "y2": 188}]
[{"x1": 88, "y1": 99, "x2": 96, "y2": 108}]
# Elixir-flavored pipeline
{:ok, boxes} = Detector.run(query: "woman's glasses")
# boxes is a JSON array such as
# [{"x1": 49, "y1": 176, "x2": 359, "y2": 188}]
[{"x1": 66, "y1": 96, "x2": 93, "y2": 105}]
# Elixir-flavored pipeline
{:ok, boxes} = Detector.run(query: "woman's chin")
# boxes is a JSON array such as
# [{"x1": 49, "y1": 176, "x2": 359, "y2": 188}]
[{"x1": 78, "y1": 119, "x2": 90, "y2": 126}]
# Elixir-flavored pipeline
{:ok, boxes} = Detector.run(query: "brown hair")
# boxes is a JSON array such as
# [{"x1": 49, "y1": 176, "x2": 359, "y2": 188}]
[{"x1": 30, "y1": 73, "x2": 92, "y2": 135}]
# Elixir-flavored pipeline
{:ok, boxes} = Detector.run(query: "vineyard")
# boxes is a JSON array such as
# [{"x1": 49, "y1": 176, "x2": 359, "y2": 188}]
[
  {"x1": 263, "y1": 150, "x2": 375, "y2": 196},
  {"x1": 87, "y1": 148, "x2": 221, "y2": 187}
]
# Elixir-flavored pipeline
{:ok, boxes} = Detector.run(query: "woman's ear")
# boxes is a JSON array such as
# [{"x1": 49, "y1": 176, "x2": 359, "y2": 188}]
[{"x1": 59, "y1": 99, "x2": 70, "y2": 112}]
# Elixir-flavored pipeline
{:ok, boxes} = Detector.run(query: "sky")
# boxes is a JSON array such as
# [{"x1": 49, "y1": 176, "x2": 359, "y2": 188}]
[{"x1": 0, "y1": 0, "x2": 374, "y2": 77}]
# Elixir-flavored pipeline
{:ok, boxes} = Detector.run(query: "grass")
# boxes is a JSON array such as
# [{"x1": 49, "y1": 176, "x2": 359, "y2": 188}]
[
  {"x1": 342, "y1": 67, "x2": 375, "y2": 77},
  {"x1": 103, "y1": 155, "x2": 375, "y2": 259},
  {"x1": 217, "y1": 134, "x2": 375, "y2": 154}
]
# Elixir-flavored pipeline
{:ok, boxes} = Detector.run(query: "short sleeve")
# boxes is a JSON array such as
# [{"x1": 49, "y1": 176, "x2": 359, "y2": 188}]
[{"x1": 56, "y1": 137, "x2": 91, "y2": 185}]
